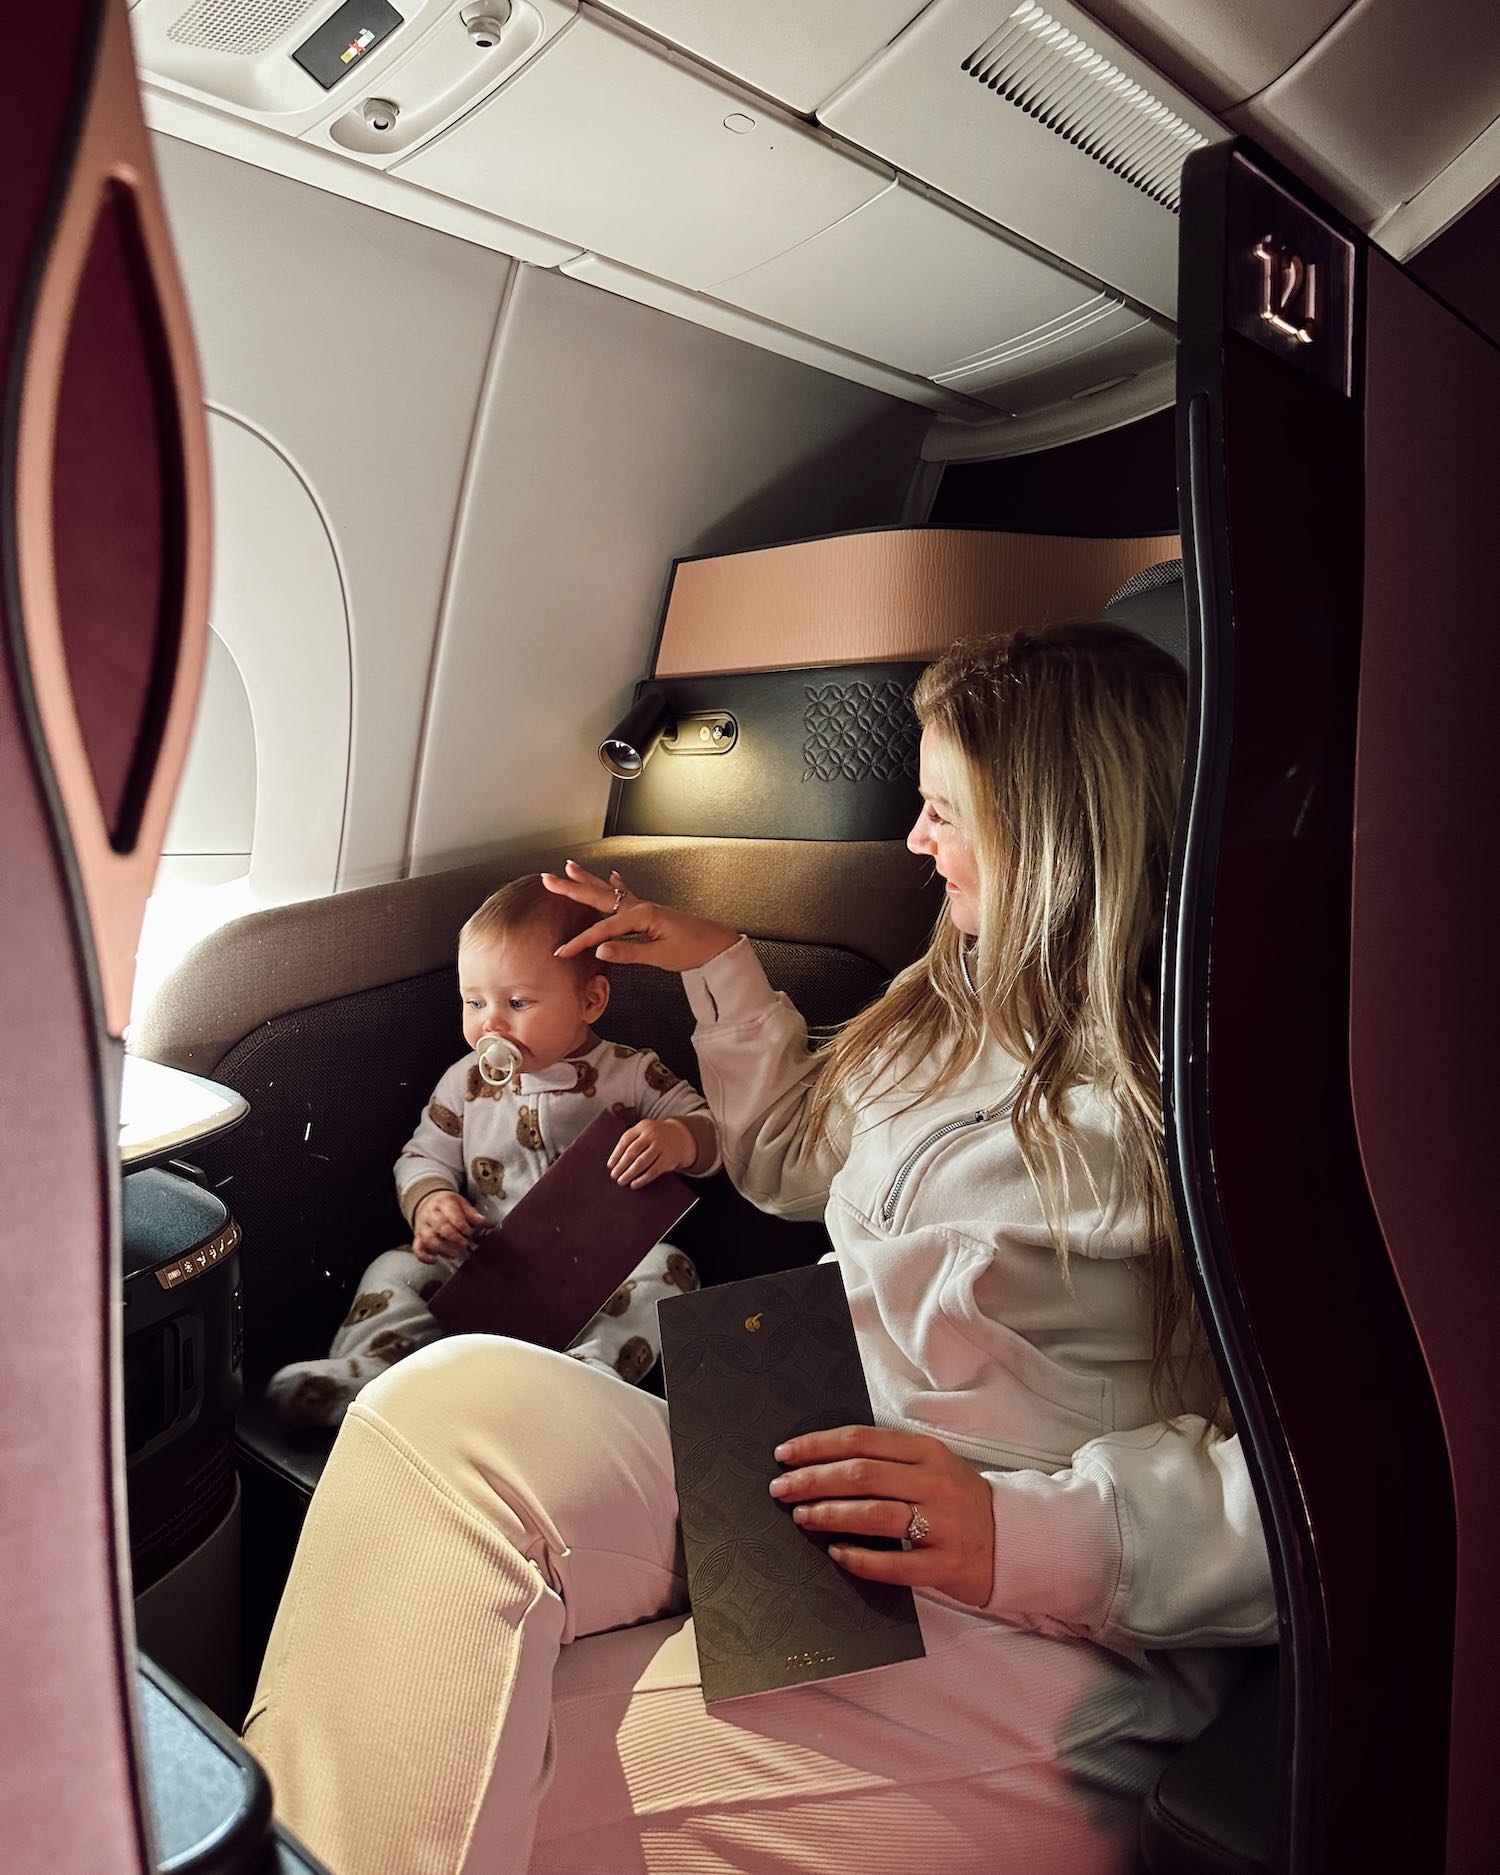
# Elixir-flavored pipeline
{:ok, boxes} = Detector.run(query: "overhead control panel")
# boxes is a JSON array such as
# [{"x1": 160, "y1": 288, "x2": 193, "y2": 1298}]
[
  {"x1": 131, "y1": 0, "x2": 574, "y2": 145},
  {"x1": 291, "y1": 0, "x2": 404, "y2": 90}
]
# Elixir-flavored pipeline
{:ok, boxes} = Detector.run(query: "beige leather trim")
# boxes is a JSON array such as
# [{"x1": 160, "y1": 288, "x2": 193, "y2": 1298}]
[
  {"x1": 133, "y1": 837, "x2": 942, "y2": 1076},
  {"x1": 656, "y1": 530, "x2": 1181, "y2": 677}
]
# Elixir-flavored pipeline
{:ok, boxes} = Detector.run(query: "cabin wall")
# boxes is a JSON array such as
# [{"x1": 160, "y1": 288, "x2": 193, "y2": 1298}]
[
  {"x1": 408, "y1": 263, "x2": 930, "y2": 875},
  {"x1": 150, "y1": 135, "x2": 929, "y2": 908},
  {"x1": 152, "y1": 134, "x2": 511, "y2": 897}
]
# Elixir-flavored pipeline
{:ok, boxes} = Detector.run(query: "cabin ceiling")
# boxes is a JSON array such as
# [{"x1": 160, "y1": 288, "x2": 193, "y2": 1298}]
[{"x1": 128, "y1": 0, "x2": 1500, "y2": 445}]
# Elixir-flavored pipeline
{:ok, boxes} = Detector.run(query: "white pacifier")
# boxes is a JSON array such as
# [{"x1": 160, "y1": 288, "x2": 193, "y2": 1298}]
[{"x1": 477, "y1": 1034, "x2": 523, "y2": 1088}]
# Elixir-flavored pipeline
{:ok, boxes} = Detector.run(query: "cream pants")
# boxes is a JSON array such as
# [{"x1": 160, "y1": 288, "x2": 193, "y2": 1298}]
[{"x1": 244, "y1": 1338, "x2": 1227, "y2": 1875}]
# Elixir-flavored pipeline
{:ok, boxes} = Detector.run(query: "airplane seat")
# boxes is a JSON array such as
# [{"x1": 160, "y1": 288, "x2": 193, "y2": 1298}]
[
  {"x1": 134, "y1": 832, "x2": 940, "y2": 1677},
  {"x1": 1139, "y1": 1647, "x2": 1282, "y2": 1875},
  {"x1": 1103, "y1": 555, "x2": 1188, "y2": 665},
  {"x1": 139, "y1": 586, "x2": 1286, "y2": 1860}
]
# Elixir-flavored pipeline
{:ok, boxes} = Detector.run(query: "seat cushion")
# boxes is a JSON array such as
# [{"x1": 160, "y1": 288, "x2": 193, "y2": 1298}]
[
  {"x1": 207, "y1": 933, "x2": 888, "y2": 1387},
  {"x1": 228, "y1": 934, "x2": 894, "y2": 1517},
  {"x1": 1140, "y1": 1650, "x2": 1282, "y2": 1875}
]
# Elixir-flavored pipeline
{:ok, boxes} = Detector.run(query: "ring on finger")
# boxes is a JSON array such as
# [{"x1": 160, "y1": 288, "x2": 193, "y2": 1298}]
[
  {"x1": 610, "y1": 882, "x2": 626, "y2": 913},
  {"x1": 905, "y1": 1505, "x2": 930, "y2": 1545}
]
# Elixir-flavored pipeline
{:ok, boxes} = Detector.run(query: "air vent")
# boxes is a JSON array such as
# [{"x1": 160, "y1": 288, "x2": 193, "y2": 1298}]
[
  {"x1": 962, "y1": 3, "x2": 1207, "y2": 212},
  {"x1": 168, "y1": 0, "x2": 321, "y2": 57}
]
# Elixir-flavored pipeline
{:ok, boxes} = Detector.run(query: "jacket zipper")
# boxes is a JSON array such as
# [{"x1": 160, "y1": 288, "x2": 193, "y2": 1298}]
[{"x1": 879, "y1": 1091, "x2": 1016, "y2": 1225}]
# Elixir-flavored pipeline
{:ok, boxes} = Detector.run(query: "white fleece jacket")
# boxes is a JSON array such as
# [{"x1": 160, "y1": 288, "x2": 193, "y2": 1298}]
[{"x1": 683, "y1": 938, "x2": 1276, "y2": 1652}]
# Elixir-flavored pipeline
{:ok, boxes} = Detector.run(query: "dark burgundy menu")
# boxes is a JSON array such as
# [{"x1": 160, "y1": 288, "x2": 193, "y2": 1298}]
[
  {"x1": 659, "y1": 1262, "x2": 925, "y2": 1703},
  {"x1": 428, "y1": 1110, "x2": 696, "y2": 1347}
]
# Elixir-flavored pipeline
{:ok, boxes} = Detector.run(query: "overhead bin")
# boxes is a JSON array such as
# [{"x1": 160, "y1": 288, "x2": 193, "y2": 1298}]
[
  {"x1": 394, "y1": 11, "x2": 892, "y2": 289},
  {"x1": 943, "y1": 309, "x2": 1172, "y2": 414},
  {"x1": 820, "y1": 0, "x2": 1224, "y2": 316},
  {"x1": 558, "y1": 253, "x2": 971, "y2": 413},
  {"x1": 710, "y1": 178, "x2": 1171, "y2": 410},
  {"x1": 601, "y1": 0, "x2": 932, "y2": 114}
]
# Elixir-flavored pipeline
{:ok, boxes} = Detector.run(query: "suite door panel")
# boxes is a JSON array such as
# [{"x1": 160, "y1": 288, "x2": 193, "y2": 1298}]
[{"x1": 1168, "y1": 144, "x2": 1455, "y2": 1873}]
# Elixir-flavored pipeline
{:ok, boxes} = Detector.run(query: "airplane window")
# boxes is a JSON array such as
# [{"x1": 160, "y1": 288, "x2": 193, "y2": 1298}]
[
  {"x1": 131, "y1": 626, "x2": 256, "y2": 1029},
  {"x1": 128, "y1": 408, "x2": 354, "y2": 1035}
]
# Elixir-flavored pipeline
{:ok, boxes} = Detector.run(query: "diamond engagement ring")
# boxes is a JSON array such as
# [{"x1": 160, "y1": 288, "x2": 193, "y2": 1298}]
[
  {"x1": 610, "y1": 882, "x2": 626, "y2": 913},
  {"x1": 905, "y1": 1506, "x2": 930, "y2": 1545}
]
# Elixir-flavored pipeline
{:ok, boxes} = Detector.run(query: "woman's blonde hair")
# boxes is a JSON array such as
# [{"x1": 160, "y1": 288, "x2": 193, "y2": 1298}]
[{"x1": 808, "y1": 621, "x2": 1217, "y2": 1421}]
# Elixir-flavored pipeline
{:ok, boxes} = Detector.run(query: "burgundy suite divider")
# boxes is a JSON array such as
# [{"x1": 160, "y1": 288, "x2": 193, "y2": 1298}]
[
  {"x1": 1, "y1": 1, "x2": 210, "y2": 1867},
  {"x1": 1170, "y1": 144, "x2": 1457, "y2": 1872},
  {"x1": 1352, "y1": 252, "x2": 1500, "y2": 1875}
]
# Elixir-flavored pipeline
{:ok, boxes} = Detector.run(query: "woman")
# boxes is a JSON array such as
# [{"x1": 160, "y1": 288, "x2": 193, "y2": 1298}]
[{"x1": 244, "y1": 624, "x2": 1274, "y2": 1875}]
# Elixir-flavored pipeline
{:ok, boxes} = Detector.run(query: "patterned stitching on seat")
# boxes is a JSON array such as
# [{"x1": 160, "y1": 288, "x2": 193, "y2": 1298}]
[
  {"x1": 803, "y1": 681, "x2": 918, "y2": 784},
  {"x1": 1105, "y1": 556, "x2": 1184, "y2": 608}
]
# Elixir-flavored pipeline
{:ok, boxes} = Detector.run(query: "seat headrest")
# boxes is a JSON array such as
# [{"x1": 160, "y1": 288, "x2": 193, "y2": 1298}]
[{"x1": 1103, "y1": 557, "x2": 1187, "y2": 669}]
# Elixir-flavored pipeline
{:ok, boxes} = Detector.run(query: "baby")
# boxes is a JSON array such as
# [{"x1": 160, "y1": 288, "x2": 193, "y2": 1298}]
[{"x1": 267, "y1": 874, "x2": 717, "y2": 1427}]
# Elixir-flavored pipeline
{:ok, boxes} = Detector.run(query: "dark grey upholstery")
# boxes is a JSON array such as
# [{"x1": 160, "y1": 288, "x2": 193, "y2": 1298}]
[
  {"x1": 1105, "y1": 556, "x2": 1189, "y2": 667},
  {"x1": 220, "y1": 931, "x2": 888, "y2": 1657},
  {"x1": 200, "y1": 936, "x2": 886, "y2": 1386},
  {"x1": 221, "y1": 926, "x2": 904, "y2": 1687},
  {"x1": 1141, "y1": 1652, "x2": 1282, "y2": 1874}
]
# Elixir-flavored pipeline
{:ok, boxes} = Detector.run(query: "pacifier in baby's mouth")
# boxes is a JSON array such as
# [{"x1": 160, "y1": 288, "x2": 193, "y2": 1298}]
[{"x1": 476, "y1": 1034, "x2": 523, "y2": 1088}]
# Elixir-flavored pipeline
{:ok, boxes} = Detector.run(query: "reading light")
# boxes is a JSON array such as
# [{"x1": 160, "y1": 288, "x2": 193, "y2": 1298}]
[
  {"x1": 599, "y1": 690, "x2": 671, "y2": 780},
  {"x1": 463, "y1": 3, "x2": 512, "y2": 48}
]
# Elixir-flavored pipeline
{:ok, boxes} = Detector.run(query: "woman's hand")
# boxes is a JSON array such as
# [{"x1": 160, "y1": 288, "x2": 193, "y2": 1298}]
[
  {"x1": 768, "y1": 1424, "x2": 996, "y2": 1608},
  {"x1": 608, "y1": 1117, "x2": 695, "y2": 1188},
  {"x1": 542, "y1": 860, "x2": 737, "y2": 973}
]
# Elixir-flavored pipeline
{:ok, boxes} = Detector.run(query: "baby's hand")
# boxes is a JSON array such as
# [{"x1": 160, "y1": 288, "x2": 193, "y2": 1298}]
[
  {"x1": 609, "y1": 1118, "x2": 695, "y2": 1189},
  {"x1": 412, "y1": 1189, "x2": 488, "y2": 1263}
]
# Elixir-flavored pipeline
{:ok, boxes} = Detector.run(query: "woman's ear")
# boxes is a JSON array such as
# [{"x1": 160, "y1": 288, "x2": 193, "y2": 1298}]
[{"x1": 584, "y1": 972, "x2": 610, "y2": 1022}]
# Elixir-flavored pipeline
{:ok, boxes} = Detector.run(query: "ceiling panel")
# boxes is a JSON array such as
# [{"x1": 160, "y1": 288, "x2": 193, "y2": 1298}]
[
  {"x1": 819, "y1": 0, "x2": 1224, "y2": 316},
  {"x1": 395, "y1": 11, "x2": 891, "y2": 288},
  {"x1": 600, "y1": 0, "x2": 932, "y2": 112},
  {"x1": 711, "y1": 180, "x2": 1110, "y2": 377},
  {"x1": 1229, "y1": 0, "x2": 1500, "y2": 226},
  {"x1": 1077, "y1": 0, "x2": 1352, "y2": 110}
]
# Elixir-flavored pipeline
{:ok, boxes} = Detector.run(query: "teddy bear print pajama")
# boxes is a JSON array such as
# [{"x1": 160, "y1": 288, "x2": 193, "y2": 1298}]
[{"x1": 267, "y1": 1039, "x2": 716, "y2": 1426}]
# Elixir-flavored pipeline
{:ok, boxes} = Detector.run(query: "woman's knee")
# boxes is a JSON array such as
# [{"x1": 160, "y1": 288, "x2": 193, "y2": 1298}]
[
  {"x1": 348, "y1": 1336, "x2": 674, "y2": 1567},
  {"x1": 351, "y1": 1335, "x2": 665, "y2": 1485},
  {"x1": 355, "y1": 1335, "x2": 563, "y2": 1444}
]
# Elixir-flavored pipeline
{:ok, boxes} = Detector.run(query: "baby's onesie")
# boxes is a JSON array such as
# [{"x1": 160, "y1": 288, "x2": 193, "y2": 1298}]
[{"x1": 267, "y1": 1037, "x2": 717, "y2": 1427}]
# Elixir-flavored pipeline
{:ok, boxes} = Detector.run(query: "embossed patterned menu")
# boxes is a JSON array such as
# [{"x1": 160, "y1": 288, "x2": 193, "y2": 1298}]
[
  {"x1": 428, "y1": 1111, "x2": 697, "y2": 1347},
  {"x1": 659, "y1": 1262, "x2": 925, "y2": 1703}
]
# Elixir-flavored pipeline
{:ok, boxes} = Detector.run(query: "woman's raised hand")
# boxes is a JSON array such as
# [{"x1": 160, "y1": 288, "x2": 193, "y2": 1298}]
[
  {"x1": 542, "y1": 860, "x2": 738, "y2": 973},
  {"x1": 768, "y1": 1424, "x2": 997, "y2": 1608}
]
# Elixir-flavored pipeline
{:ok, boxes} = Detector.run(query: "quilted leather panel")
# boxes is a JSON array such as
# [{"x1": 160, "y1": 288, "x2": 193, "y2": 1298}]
[{"x1": 802, "y1": 677, "x2": 919, "y2": 783}]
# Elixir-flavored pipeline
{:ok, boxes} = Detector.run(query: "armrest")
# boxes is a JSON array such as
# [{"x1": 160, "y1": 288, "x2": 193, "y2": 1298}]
[
  {"x1": 131, "y1": 837, "x2": 934, "y2": 1076},
  {"x1": 137, "y1": 1654, "x2": 328, "y2": 1873}
]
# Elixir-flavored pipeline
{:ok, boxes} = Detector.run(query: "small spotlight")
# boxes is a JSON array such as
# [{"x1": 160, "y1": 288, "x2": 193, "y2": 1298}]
[{"x1": 599, "y1": 690, "x2": 671, "y2": 780}]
